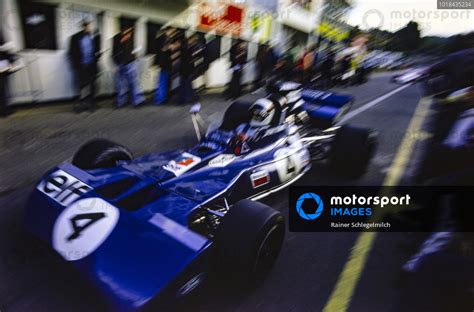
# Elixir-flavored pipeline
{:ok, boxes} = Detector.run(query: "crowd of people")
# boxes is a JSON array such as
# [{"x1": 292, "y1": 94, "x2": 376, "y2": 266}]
[
  {"x1": 2, "y1": 18, "x2": 472, "y2": 118},
  {"x1": 65, "y1": 20, "x2": 376, "y2": 113},
  {"x1": 0, "y1": 19, "x2": 374, "y2": 116},
  {"x1": 252, "y1": 41, "x2": 370, "y2": 94},
  {"x1": 68, "y1": 20, "x2": 212, "y2": 112}
]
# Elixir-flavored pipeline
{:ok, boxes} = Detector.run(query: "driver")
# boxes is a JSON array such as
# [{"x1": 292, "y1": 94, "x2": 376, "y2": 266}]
[{"x1": 232, "y1": 98, "x2": 276, "y2": 155}]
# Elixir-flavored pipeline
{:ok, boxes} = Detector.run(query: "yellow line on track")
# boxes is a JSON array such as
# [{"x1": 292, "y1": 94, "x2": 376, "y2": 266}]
[
  {"x1": 322, "y1": 97, "x2": 432, "y2": 312},
  {"x1": 11, "y1": 106, "x2": 71, "y2": 118}
]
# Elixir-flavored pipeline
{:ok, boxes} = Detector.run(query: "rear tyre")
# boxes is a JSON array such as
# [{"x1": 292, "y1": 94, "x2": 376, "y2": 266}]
[
  {"x1": 329, "y1": 126, "x2": 378, "y2": 179},
  {"x1": 72, "y1": 139, "x2": 133, "y2": 170},
  {"x1": 214, "y1": 199, "x2": 285, "y2": 288}
]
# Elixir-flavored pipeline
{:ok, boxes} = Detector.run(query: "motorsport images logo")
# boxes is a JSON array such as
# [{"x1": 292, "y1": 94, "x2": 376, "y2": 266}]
[
  {"x1": 296, "y1": 193, "x2": 324, "y2": 220},
  {"x1": 291, "y1": 186, "x2": 474, "y2": 232},
  {"x1": 289, "y1": 186, "x2": 415, "y2": 232}
]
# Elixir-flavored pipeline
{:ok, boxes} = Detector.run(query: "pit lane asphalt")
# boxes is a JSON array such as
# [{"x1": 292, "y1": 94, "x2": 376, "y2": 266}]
[{"x1": 0, "y1": 73, "x2": 426, "y2": 312}]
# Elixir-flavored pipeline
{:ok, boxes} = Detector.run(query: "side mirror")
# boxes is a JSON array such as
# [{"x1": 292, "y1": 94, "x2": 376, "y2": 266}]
[
  {"x1": 189, "y1": 103, "x2": 204, "y2": 141},
  {"x1": 189, "y1": 103, "x2": 201, "y2": 114}
]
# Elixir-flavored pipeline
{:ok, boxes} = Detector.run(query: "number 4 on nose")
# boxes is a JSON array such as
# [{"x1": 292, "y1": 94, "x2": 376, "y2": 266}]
[{"x1": 66, "y1": 213, "x2": 106, "y2": 242}]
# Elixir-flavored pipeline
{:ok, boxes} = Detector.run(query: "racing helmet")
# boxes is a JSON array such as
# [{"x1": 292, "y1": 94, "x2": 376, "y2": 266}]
[{"x1": 249, "y1": 98, "x2": 275, "y2": 127}]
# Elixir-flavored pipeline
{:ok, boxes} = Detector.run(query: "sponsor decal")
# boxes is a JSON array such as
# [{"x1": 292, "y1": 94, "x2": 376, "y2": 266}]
[
  {"x1": 234, "y1": 141, "x2": 250, "y2": 156},
  {"x1": 251, "y1": 170, "x2": 270, "y2": 188},
  {"x1": 163, "y1": 153, "x2": 201, "y2": 176},
  {"x1": 198, "y1": 2, "x2": 245, "y2": 36},
  {"x1": 52, "y1": 197, "x2": 120, "y2": 261},
  {"x1": 208, "y1": 154, "x2": 236, "y2": 167},
  {"x1": 37, "y1": 170, "x2": 92, "y2": 206}
]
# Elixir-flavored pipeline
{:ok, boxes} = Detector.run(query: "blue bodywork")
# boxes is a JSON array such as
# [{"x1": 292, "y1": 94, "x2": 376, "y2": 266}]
[
  {"x1": 24, "y1": 88, "x2": 353, "y2": 310},
  {"x1": 302, "y1": 89, "x2": 353, "y2": 126}
]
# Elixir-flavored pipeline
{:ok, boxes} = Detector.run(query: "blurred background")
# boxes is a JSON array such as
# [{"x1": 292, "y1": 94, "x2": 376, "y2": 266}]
[
  {"x1": 0, "y1": 0, "x2": 470, "y2": 107},
  {"x1": 0, "y1": 1, "x2": 473, "y2": 311}
]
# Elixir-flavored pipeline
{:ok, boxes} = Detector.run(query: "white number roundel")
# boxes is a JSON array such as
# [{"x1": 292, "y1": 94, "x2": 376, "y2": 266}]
[
  {"x1": 274, "y1": 143, "x2": 308, "y2": 183},
  {"x1": 52, "y1": 198, "x2": 120, "y2": 261}
]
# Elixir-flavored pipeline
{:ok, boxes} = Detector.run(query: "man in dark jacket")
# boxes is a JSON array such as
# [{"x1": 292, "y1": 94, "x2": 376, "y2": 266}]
[
  {"x1": 0, "y1": 34, "x2": 16, "y2": 117},
  {"x1": 112, "y1": 25, "x2": 144, "y2": 108},
  {"x1": 226, "y1": 40, "x2": 247, "y2": 100},
  {"x1": 179, "y1": 35, "x2": 198, "y2": 104},
  {"x1": 256, "y1": 44, "x2": 277, "y2": 89},
  {"x1": 320, "y1": 53, "x2": 335, "y2": 89},
  {"x1": 68, "y1": 20, "x2": 101, "y2": 112},
  {"x1": 193, "y1": 33, "x2": 208, "y2": 79},
  {"x1": 272, "y1": 53, "x2": 293, "y2": 82}
]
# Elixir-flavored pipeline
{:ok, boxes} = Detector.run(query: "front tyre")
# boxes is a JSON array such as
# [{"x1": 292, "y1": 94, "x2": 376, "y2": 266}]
[
  {"x1": 72, "y1": 139, "x2": 133, "y2": 170},
  {"x1": 329, "y1": 126, "x2": 378, "y2": 178},
  {"x1": 214, "y1": 199, "x2": 285, "y2": 288}
]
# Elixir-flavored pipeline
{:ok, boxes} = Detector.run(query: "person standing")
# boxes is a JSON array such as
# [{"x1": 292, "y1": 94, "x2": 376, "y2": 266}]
[
  {"x1": 0, "y1": 34, "x2": 16, "y2": 117},
  {"x1": 68, "y1": 20, "x2": 101, "y2": 112},
  {"x1": 255, "y1": 44, "x2": 277, "y2": 89},
  {"x1": 272, "y1": 52, "x2": 293, "y2": 82},
  {"x1": 191, "y1": 33, "x2": 208, "y2": 92},
  {"x1": 154, "y1": 27, "x2": 174, "y2": 105},
  {"x1": 178, "y1": 35, "x2": 195, "y2": 104},
  {"x1": 320, "y1": 52, "x2": 335, "y2": 89},
  {"x1": 112, "y1": 25, "x2": 144, "y2": 108},
  {"x1": 227, "y1": 40, "x2": 247, "y2": 100},
  {"x1": 300, "y1": 44, "x2": 316, "y2": 85}
]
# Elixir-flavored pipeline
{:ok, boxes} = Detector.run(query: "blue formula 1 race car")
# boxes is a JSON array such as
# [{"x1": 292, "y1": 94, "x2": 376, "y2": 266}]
[{"x1": 25, "y1": 82, "x2": 378, "y2": 310}]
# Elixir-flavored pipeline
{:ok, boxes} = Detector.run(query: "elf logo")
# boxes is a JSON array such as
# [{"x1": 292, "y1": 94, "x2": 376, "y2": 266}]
[{"x1": 37, "y1": 170, "x2": 92, "y2": 206}]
